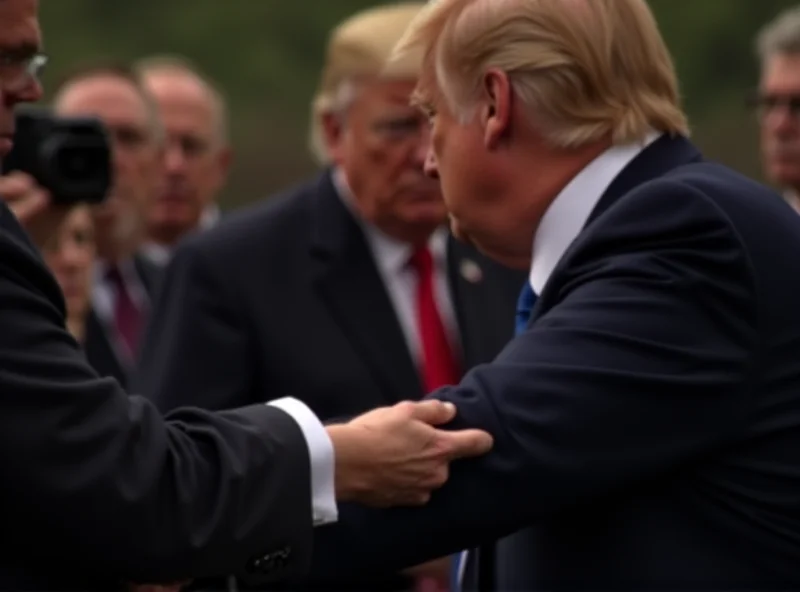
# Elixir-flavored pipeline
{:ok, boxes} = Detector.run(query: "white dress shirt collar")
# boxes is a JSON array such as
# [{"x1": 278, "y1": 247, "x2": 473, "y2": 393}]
[{"x1": 529, "y1": 132, "x2": 661, "y2": 294}]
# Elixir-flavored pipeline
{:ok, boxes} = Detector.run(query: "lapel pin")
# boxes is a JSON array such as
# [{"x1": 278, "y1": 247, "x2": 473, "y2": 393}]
[{"x1": 460, "y1": 259, "x2": 483, "y2": 283}]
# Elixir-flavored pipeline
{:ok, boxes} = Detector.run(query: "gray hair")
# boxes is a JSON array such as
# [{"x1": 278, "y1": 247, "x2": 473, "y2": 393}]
[
  {"x1": 134, "y1": 54, "x2": 230, "y2": 147},
  {"x1": 756, "y1": 6, "x2": 800, "y2": 61},
  {"x1": 51, "y1": 61, "x2": 166, "y2": 146}
]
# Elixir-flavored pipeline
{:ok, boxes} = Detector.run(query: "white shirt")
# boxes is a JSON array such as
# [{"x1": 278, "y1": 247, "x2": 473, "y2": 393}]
[
  {"x1": 529, "y1": 132, "x2": 661, "y2": 293},
  {"x1": 783, "y1": 191, "x2": 800, "y2": 215},
  {"x1": 140, "y1": 204, "x2": 222, "y2": 267}
]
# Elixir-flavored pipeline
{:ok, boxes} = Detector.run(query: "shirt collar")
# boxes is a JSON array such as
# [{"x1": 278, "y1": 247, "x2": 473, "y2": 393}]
[
  {"x1": 332, "y1": 167, "x2": 448, "y2": 274},
  {"x1": 529, "y1": 132, "x2": 661, "y2": 294},
  {"x1": 139, "y1": 242, "x2": 172, "y2": 267}
]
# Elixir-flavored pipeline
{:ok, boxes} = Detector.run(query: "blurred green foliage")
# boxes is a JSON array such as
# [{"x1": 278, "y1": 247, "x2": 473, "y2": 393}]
[{"x1": 38, "y1": 0, "x2": 799, "y2": 208}]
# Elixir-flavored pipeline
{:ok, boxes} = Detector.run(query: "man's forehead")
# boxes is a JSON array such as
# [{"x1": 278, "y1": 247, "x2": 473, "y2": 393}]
[
  {"x1": 56, "y1": 78, "x2": 148, "y2": 122},
  {"x1": 0, "y1": 0, "x2": 41, "y2": 54},
  {"x1": 761, "y1": 53, "x2": 800, "y2": 89}
]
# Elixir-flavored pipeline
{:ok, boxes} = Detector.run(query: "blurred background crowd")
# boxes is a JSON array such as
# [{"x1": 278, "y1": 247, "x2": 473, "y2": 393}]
[{"x1": 31, "y1": 0, "x2": 800, "y2": 590}]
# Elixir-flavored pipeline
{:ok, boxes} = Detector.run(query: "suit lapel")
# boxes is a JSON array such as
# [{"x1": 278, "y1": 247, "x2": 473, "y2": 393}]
[
  {"x1": 309, "y1": 172, "x2": 423, "y2": 404},
  {"x1": 447, "y1": 237, "x2": 498, "y2": 368}
]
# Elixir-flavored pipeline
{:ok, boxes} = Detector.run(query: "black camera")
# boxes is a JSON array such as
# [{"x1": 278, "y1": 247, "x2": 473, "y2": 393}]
[{"x1": 2, "y1": 106, "x2": 112, "y2": 205}]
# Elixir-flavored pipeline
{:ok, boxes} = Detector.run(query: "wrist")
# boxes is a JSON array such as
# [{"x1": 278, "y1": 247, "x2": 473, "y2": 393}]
[{"x1": 325, "y1": 424, "x2": 366, "y2": 502}]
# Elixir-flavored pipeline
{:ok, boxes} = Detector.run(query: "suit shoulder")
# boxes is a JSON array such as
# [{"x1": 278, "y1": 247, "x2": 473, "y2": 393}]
[
  {"x1": 656, "y1": 162, "x2": 798, "y2": 237},
  {"x1": 176, "y1": 175, "x2": 321, "y2": 260}
]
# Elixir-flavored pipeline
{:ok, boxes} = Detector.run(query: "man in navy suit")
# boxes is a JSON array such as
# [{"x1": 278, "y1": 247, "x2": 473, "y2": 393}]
[{"x1": 305, "y1": 0, "x2": 800, "y2": 589}]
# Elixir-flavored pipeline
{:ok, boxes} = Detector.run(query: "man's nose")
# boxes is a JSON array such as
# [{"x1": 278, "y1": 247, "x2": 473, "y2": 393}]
[
  {"x1": 165, "y1": 146, "x2": 187, "y2": 174},
  {"x1": 423, "y1": 148, "x2": 439, "y2": 179},
  {"x1": 764, "y1": 104, "x2": 799, "y2": 135},
  {"x1": 61, "y1": 241, "x2": 83, "y2": 268},
  {"x1": 1, "y1": 79, "x2": 44, "y2": 109}
]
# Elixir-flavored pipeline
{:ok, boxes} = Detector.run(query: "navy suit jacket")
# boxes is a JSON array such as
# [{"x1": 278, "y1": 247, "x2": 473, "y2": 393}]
[{"x1": 306, "y1": 135, "x2": 800, "y2": 590}]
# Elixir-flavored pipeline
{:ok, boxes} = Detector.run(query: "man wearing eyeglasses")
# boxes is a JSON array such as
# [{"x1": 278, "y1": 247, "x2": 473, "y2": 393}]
[
  {"x1": 0, "y1": 1, "x2": 493, "y2": 590},
  {"x1": 754, "y1": 6, "x2": 800, "y2": 213}
]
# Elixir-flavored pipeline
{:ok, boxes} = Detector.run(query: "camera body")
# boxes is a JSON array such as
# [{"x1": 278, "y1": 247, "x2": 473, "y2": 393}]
[{"x1": 2, "y1": 106, "x2": 112, "y2": 205}]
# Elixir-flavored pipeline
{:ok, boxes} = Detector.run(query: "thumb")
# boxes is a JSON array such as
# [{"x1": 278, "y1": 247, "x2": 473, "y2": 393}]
[
  {"x1": 406, "y1": 399, "x2": 457, "y2": 426},
  {"x1": 440, "y1": 428, "x2": 494, "y2": 460}
]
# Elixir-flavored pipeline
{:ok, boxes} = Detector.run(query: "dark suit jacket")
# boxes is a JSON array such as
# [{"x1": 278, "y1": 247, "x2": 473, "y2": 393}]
[
  {"x1": 305, "y1": 135, "x2": 800, "y2": 591},
  {"x1": 135, "y1": 170, "x2": 526, "y2": 589},
  {"x1": 0, "y1": 202, "x2": 316, "y2": 591},
  {"x1": 83, "y1": 253, "x2": 161, "y2": 388}
]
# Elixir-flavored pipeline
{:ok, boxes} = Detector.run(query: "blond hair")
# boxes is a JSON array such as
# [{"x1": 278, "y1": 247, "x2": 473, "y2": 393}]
[
  {"x1": 308, "y1": 2, "x2": 426, "y2": 164},
  {"x1": 391, "y1": 0, "x2": 689, "y2": 148}
]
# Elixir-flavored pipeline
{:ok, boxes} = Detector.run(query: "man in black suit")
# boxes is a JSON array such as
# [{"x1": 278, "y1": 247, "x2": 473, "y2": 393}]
[
  {"x1": 52, "y1": 63, "x2": 166, "y2": 387},
  {"x1": 0, "y1": 1, "x2": 492, "y2": 589},
  {"x1": 305, "y1": 0, "x2": 800, "y2": 590},
  {"x1": 135, "y1": 3, "x2": 525, "y2": 590}
]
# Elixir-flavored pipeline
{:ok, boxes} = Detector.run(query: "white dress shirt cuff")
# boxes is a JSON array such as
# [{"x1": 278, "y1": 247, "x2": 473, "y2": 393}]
[{"x1": 266, "y1": 397, "x2": 338, "y2": 526}]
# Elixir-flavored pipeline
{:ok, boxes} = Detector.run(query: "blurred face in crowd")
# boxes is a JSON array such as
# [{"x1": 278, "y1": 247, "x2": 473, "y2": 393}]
[
  {"x1": 42, "y1": 204, "x2": 95, "y2": 326},
  {"x1": 142, "y1": 70, "x2": 230, "y2": 245},
  {"x1": 759, "y1": 52, "x2": 800, "y2": 191},
  {"x1": 54, "y1": 75, "x2": 162, "y2": 261},
  {"x1": 324, "y1": 77, "x2": 446, "y2": 245},
  {"x1": 0, "y1": 0, "x2": 43, "y2": 157}
]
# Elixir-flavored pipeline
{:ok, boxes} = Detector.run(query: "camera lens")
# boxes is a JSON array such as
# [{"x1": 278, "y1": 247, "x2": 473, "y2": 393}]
[{"x1": 55, "y1": 145, "x2": 102, "y2": 181}]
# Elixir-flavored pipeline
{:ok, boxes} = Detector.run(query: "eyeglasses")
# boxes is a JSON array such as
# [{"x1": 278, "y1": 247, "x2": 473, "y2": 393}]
[
  {"x1": 0, "y1": 52, "x2": 47, "y2": 93},
  {"x1": 746, "y1": 91, "x2": 800, "y2": 119}
]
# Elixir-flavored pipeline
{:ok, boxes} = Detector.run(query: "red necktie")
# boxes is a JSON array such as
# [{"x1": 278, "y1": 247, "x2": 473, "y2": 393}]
[
  {"x1": 106, "y1": 265, "x2": 142, "y2": 358},
  {"x1": 410, "y1": 247, "x2": 460, "y2": 592},
  {"x1": 409, "y1": 246, "x2": 460, "y2": 393}
]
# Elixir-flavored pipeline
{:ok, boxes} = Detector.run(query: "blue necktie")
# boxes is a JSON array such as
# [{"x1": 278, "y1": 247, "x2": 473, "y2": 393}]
[
  {"x1": 514, "y1": 282, "x2": 537, "y2": 336},
  {"x1": 451, "y1": 282, "x2": 538, "y2": 591}
]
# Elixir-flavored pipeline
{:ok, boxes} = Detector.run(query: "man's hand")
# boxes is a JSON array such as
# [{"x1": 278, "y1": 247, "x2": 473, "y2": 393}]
[
  {"x1": 327, "y1": 400, "x2": 492, "y2": 507},
  {"x1": 0, "y1": 172, "x2": 69, "y2": 249}
]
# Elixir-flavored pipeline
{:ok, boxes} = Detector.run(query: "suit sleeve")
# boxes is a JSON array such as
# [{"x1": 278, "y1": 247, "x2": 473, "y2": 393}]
[
  {"x1": 134, "y1": 238, "x2": 254, "y2": 412},
  {"x1": 0, "y1": 209, "x2": 313, "y2": 584},
  {"x1": 306, "y1": 180, "x2": 759, "y2": 581}
]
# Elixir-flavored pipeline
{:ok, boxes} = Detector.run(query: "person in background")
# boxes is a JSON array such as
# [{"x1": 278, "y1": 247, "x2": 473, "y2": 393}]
[
  {"x1": 754, "y1": 5, "x2": 800, "y2": 212},
  {"x1": 41, "y1": 204, "x2": 95, "y2": 344},
  {"x1": 52, "y1": 63, "x2": 163, "y2": 387},
  {"x1": 135, "y1": 2, "x2": 526, "y2": 591},
  {"x1": 135, "y1": 55, "x2": 230, "y2": 267}
]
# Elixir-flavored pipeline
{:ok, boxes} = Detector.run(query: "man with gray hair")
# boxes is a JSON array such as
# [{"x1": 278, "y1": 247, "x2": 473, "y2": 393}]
[
  {"x1": 135, "y1": 55, "x2": 230, "y2": 267},
  {"x1": 754, "y1": 5, "x2": 800, "y2": 212}
]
